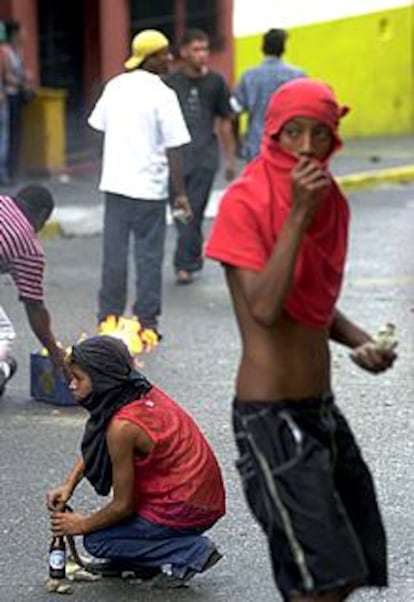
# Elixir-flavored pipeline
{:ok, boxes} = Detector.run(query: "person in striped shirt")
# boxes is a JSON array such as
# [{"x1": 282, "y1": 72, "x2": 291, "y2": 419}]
[{"x1": 0, "y1": 185, "x2": 65, "y2": 395}]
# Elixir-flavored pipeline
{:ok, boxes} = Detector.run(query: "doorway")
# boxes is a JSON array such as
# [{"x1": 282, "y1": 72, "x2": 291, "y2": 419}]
[{"x1": 37, "y1": 0, "x2": 86, "y2": 156}]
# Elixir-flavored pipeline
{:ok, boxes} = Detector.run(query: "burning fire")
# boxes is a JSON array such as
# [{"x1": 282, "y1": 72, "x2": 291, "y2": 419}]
[
  {"x1": 97, "y1": 315, "x2": 160, "y2": 355},
  {"x1": 38, "y1": 317, "x2": 159, "y2": 364}
]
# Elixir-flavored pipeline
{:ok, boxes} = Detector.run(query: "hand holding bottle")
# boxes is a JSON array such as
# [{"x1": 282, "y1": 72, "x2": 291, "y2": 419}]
[
  {"x1": 51, "y1": 509, "x2": 86, "y2": 537},
  {"x1": 46, "y1": 483, "x2": 73, "y2": 511}
]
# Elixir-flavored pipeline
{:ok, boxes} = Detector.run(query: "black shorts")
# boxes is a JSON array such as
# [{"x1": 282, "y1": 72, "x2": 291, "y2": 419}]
[{"x1": 233, "y1": 395, "x2": 387, "y2": 600}]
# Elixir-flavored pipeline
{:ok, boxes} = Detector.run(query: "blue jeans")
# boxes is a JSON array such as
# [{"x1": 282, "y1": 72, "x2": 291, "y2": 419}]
[
  {"x1": 0, "y1": 101, "x2": 9, "y2": 182},
  {"x1": 83, "y1": 515, "x2": 216, "y2": 578},
  {"x1": 98, "y1": 193, "x2": 166, "y2": 329}
]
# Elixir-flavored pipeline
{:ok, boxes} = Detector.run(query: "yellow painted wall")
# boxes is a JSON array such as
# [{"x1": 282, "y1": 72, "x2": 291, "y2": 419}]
[{"x1": 234, "y1": 5, "x2": 414, "y2": 136}]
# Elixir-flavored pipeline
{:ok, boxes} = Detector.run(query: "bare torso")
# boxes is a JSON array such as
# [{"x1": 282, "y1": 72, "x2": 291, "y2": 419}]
[{"x1": 226, "y1": 269, "x2": 331, "y2": 401}]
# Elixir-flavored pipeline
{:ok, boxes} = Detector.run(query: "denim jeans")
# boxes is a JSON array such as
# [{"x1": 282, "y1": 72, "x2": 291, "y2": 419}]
[
  {"x1": 173, "y1": 168, "x2": 215, "y2": 273},
  {"x1": 83, "y1": 515, "x2": 216, "y2": 578},
  {"x1": 98, "y1": 193, "x2": 167, "y2": 329},
  {"x1": 0, "y1": 101, "x2": 9, "y2": 182},
  {"x1": 7, "y1": 93, "x2": 24, "y2": 179}
]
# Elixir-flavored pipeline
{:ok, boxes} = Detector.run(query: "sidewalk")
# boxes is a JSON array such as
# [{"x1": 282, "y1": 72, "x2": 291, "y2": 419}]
[
  {"x1": 330, "y1": 134, "x2": 414, "y2": 191},
  {"x1": 7, "y1": 134, "x2": 414, "y2": 238}
]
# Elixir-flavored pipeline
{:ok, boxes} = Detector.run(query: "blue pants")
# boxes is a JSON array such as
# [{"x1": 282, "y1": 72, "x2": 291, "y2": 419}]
[
  {"x1": 173, "y1": 168, "x2": 215, "y2": 273},
  {"x1": 98, "y1": 193, "x2": 166, "y2": 329},
  {"x1": 7, "y1": 93, "x2": 24, "y2": 180},
  {"x1": 83, "y1": 515, "x2": 216, "y2": 578},
  {"x1": 0, "y1": 101, "x2": 9, "y2": 182}
]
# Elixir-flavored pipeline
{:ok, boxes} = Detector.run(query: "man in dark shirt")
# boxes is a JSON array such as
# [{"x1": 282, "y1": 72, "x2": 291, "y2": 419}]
[{"x1": 164, "y1": 29, "x2": 236, "y2": 285}]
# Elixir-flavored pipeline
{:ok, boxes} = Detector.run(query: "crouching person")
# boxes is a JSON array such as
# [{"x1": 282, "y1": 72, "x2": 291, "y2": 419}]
[{"x1": 46, "y1": 335, "x2": 225, "y2": 588}]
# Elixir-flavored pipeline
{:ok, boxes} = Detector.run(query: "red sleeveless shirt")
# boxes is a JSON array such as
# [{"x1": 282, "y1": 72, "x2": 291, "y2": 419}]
[{"x1": 112, "y1": 386, "x2": 225, "y2": 529}]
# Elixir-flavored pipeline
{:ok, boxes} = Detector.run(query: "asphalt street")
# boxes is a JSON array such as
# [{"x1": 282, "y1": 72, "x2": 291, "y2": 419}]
[{"x1": 0, "y1": 183, "x2": 413, "y2": 602}]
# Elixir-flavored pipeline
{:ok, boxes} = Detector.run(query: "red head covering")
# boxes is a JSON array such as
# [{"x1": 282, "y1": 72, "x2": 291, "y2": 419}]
[
  {"x1": 206, "y1": 79, "x2": 350, "y2": 328},
  {"x1": 262, "y1": 78, "x2": 349, "y2": 155}
]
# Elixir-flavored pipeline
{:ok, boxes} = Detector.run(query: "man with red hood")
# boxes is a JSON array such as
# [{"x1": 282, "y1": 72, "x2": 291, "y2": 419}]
[{"x1": 205, "y1": 79, "x2": 396, "y2": 601}]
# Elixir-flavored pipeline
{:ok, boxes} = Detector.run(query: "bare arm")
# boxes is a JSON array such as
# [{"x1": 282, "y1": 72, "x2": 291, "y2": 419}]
[
  {"x1": 79, "y1": 421, "x2": 137, "y2": 533},
  {"x1": 330, "y1": 308, "x2": 372, "y2": 348},
  {"x1": 166, "y1": 146, "x2": 192, "y2": 219},
  {"x1": 330, "y1": 309, "x2": 396, "y2": 374},
  {"x1": 51, "y1": 421, "x2": 154, "y2": 536},
  {"x1": 234, "y1": 158, "x2": 330, "y2": 326},
  {"x1": 23, "y1": 299, "x2": 66, "y2": 371},
  {"x1": 233, "y1": 211, "x2": 310, "y2": 326},
  {"x1": 3, "y1": 50, "x2": 18, "y2": 88},
  {"x1": 47, "y1": 457, "x2": 85, "y2": 510},
  {"x1": 217, "y1": 117, "x2": 237, "y2": 181},
  {"x1": 63, "y1": 457, "x2": 85, "y2": 491}
]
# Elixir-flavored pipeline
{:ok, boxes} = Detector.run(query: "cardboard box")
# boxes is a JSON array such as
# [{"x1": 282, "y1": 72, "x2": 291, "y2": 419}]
[{"x1": 30, "y1": 352, "x2": 76, "y2": 406}]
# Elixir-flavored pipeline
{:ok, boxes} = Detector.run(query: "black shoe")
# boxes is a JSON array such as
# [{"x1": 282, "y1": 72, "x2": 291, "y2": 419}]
[
  {"x1": 85, "y1": 558, "x2": 160, "y2": 580},
  {"x1": 152, "y1": 328, "x2": 163, "y2": 342},
  {"x1": 0, "y1": 370, "x2": 6, "y2": 397},
  {"x1": 6, "y1": 356, "x2": 17, "y2": 380},
  {"x1": 151, "y1": 547, "x2": 223, "y2": 589},
  {"x1": 140, "y1": 326, "x2": 163, "y2": 342},
  {"x1": 84, "y1": 559, "x2": 123, "y2": 578}
]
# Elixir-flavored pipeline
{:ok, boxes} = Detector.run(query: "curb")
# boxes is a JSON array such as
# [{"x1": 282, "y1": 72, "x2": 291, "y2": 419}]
[
  {"x1": 40, "y1": 221, "x2": 62, "y2": 240},
  {"x1": 336, "y1": 164, "x2": 414, "y2": 192},
  {"x1": 40, "y1": 164, "x2": 414, "y2": 239}
]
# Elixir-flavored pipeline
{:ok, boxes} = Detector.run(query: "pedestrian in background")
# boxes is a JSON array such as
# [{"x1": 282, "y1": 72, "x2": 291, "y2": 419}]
[
  {"x1": 4, "y1": 20, "x2": 36, "y2": 183},
  {"x1": 206, "y1": 79, "x2": 395, "y2": 601},
  {"x1": 0, "y1": 185, "x2": 66, "y2": 395},
  {"x1": 164, "y1": 29, "x2": 236, "y2": 285},
  {"x1": 231, "y1": 28, "x2": 306, "y2": 161},
  {"x1": 0, "y1": 21, "x2": 12, "y2": 185},
  {"x1": 88, "y1": 29, "x2": 191, "y2": 338}
]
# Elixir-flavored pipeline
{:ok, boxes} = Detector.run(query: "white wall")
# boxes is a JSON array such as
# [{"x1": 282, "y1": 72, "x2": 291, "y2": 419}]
[{"x1": 234, "y1": 0, "x2": 411, "y2": 36}]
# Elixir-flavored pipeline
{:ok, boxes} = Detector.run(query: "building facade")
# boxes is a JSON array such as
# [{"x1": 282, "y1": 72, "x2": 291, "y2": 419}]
[
  {"x1": 233, "y1": 0, "x2": 414, "y2": 136},
  {"x1": 0, "y1": 0, "x2": 233, "y2": 160},
  {"x1": 0, "y1": 0, "x2": 412, "y2": 168}
]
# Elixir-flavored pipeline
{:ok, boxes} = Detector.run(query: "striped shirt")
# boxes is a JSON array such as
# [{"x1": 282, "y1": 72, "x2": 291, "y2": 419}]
[{"x1": 0, "y1": 195, "x2": 44, "y2": 301}]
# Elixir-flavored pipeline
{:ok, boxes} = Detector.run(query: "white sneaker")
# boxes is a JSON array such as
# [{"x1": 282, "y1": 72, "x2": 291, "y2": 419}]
[{"x1": 0, "y1": 356, "x2": 18, "y2": 396}]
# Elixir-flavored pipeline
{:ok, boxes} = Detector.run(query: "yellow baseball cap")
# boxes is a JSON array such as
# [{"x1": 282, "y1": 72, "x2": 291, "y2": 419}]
[{"x1": 124, "y1": 29, "x2": 169, "y2": 71}]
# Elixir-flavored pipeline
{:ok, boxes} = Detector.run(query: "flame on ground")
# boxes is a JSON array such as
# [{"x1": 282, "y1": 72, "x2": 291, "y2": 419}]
[
  {"x1": 39, "y1": 317, "x2": 159, "y2": 360},
  {"x1": 97, "y1": 315, "x2": 160, "y2": 355}
]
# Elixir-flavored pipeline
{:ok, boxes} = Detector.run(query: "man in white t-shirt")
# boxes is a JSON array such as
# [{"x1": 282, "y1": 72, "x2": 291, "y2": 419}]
[{"x1": 88, "y1": 30, "x2": 191, "y2": 338}]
